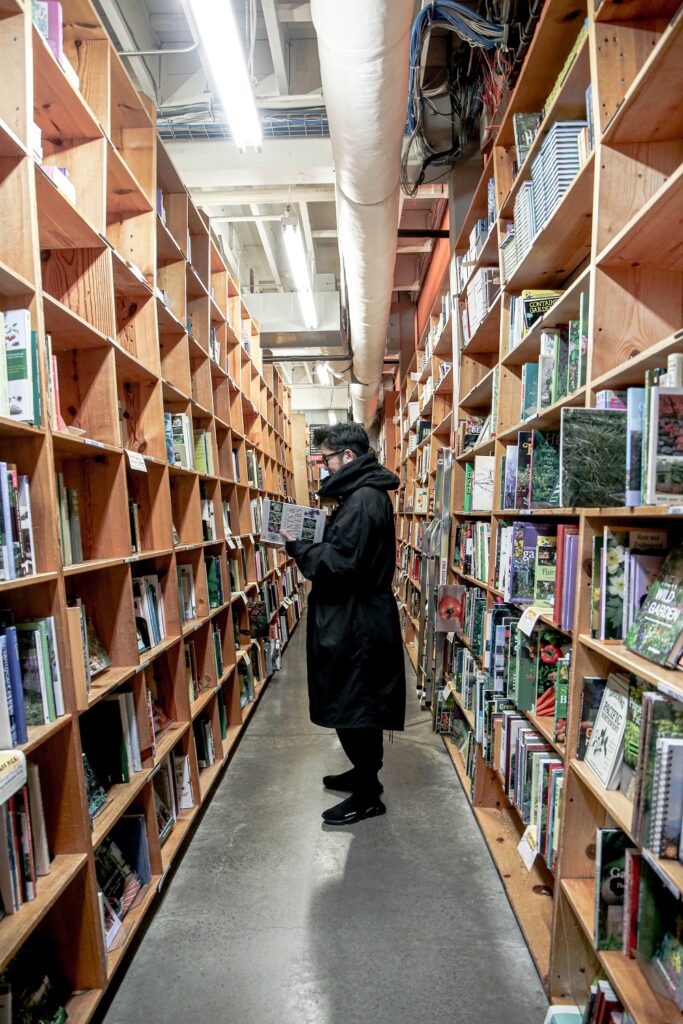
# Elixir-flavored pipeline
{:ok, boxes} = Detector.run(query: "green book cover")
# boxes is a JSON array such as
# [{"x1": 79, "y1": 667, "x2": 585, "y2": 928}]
[
  {"x1": 594, "y1": 828, "x2": 628, "y2": 951},
  {"x1": 463, "y1": 462, "x2": 474, "y2": 512},
  {"x1": 567, "y1": 319, "x2": 581, "y2": 394},
  {"x1": 534, "y1": 537, "x2": 558, "y2": 607},
  {"x1": 619, "y1": 674, "x2": 651, "y2": 800},
  {"x1": 514, "y1": 628, "x2": 537, "y2": 710},
  {"x1": 530, "y1": 430, "x2": 560, "y2": 508},
  {"x1": 560, "y1": 408, "x2": 627, "y2": 508},
  {"x1": 553, "y1": 662, "x2": 569, "y2": 743},
  {"x1": 551, "y1": 327, "x2": 569, "y2": 405},
  {"x1": 521, "y1": 363, "x2": 539, "y2": 419},
  {"x1": 514, "y1": 430, "x2": 533, "y2": 510},
  {"x1": 538, "y1": 332, "x2": 555, "y2": 409},
  {"x1": 601, "y1": 528, "x2": 628, "y2": 641},
  {"x1": 217, "y1": 689, "x2": 228, "y2": 740},
  {"x1": 206, "y1": 557, "x2": 219, "y2": 608},
  {"x1": 16, "y1": 624, "x2": 48, "y2": 725},
  {"x1": 625, "y1": 543, "x2": 683, "y2": 668}
]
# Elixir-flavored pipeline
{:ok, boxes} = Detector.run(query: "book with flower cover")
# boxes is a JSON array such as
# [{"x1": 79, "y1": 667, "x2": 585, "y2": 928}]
[
  {"x1": 645, "y1": 388, "x2": 683, "y2": 505},
  {"x1": 624, "y1": 543, "x2": 683, "y2": 668},
  {"x1": 600, "y1": 528, "x2": 628, "y2": 641}
]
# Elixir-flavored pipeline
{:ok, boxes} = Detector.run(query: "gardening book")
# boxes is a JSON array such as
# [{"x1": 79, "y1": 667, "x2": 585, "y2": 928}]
[
  {"x1": 594, "y1": 828, "x2": 628, "y2": 950},
  {"x1": 645, "y1": 387, "x2": 683, "y2": 505},
  {"x1": 585, "y1": 671, "x2": 629, "y2": 789},
  {"x1": 260, "y1": 499, "x2": 326, "y2": 546},
  {"x1": 624, "y1": 542, "x2": 683, "y2": 668},
  {"x1": 530, "y1": 430, "x2": 560, "y2": 508},
  {"x1": 560, "y1": 407, "x2": 627, "y2": 508}
]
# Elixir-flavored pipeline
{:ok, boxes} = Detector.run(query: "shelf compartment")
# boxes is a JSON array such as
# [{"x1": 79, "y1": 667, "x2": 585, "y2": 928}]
[
  {"x1": 578, "y1": 634, "x2": 683, "y2": 699},
  {"x1": 499, "y1": 33, "x2": 590, "y2": 220},
  {"x1": 32, "y1": 25, "x2": 102, "y2": 143},
  {"x1": 504, "y1": 155, "x2": 594, "y2": 292},
  {"x1": 602, "y1": 9, "x2": 683, "y2": 144},
  {"x1": 462, "y1": 290, "x2": 501, "y2": 356},
  {"x1": 502, "y1": 266, "x2": 591, "y2": 367},
  {"x1": 0, "y1": 853, "x2": 88, "y2": 973},
  {"x1": 0, "y1": 258, "x2": 35, "y2": 299},
  {"x1": 498, "y1": 386, "x2": 587, "y2": 441},
  {"x1": 35, "y1": 163, "x2": 104, "y2": 249},
  {"x1": 459, "y1": 366, "x2": 495, "y2": 412},
  {"x1": 561, "y1": 877, "x2": 681, "y2": 1024},
  {"x1": 597, "y1": 162, "x2": 683, "y2": 271}
]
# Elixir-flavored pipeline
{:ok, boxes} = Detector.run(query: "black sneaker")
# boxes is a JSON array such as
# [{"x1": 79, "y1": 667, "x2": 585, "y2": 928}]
[
  {"x1": 322, "y1": 795, "x2": 386, "y2": 826},
  {"x1": 322, "y1": 769, "x2": 384, "y2": 794}
]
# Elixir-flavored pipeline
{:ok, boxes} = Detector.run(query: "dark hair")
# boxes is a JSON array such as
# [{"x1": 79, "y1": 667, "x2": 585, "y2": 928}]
[{"x1": 313, "y1": 422, "x2": 369, "y2": 457}]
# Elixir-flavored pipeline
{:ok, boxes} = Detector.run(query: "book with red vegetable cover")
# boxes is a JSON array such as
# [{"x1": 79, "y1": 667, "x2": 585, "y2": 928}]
[
  {"x1": 436, "y1": 584, "x2": 466, "y2": 634},
  {"x1": 535, "y1": 627, "x2": 571, "y2": 710}
]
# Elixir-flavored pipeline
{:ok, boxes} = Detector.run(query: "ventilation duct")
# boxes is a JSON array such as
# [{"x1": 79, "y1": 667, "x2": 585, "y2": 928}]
[{"x1": 311, "y1": 0, "x2": 414, "y2": 426}]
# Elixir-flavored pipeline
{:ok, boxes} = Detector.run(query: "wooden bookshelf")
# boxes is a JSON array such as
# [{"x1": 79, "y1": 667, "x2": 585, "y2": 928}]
[
  {"x1": 0, "y1": 0, "x2": 304, "y2": 1016},
  {"x1": 391, "y1": 0, "x2": 683, "y2": 1015}
]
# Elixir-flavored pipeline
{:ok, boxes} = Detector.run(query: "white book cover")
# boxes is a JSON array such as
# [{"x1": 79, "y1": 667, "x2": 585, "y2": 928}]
[
  {"x1": 646, "y1": 386, "x2": 683, "y2": 505},
  {"x1": 585, "y1": 673, "x2": 629, "y2": 789},
  {"x1": 472, "y1": 455, "x2": 494, "y2": 511},
  {"x1": 0, "y1": 315, "x2": 9, "y2": 418},
  {"x1": 173, "y1": 753, "x2": 194, "y2": 810},
  {"x1": 260, "y1": 499, "x2": 326, "y2": 546},
  {"x1": 3, "y1": 309, "x2": 34, "y2": 424}
]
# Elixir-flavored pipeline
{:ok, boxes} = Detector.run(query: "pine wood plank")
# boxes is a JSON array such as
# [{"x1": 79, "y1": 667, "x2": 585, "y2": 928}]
[
  {"x1": 578, "y1": 634, "x2": 683, "y2": 698},
  {"x1": 597, "y1": 162, "x2": 683, "y2": 270}
]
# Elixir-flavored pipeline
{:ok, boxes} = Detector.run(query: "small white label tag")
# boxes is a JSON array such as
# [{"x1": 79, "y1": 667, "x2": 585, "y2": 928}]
[
  {"x1": 517, "y1": 606, "x2": 545, "y2": 637},
  {"x1": 518, "y1": 826, "x2": 538, "y2": 870},
  {"x1": 126, "y1": 450, "x2": 148, "y2": 473}
]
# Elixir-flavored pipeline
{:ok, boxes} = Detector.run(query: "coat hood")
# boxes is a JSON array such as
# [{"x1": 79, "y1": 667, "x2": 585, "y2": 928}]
[{"x1": 319, "y1": 453, "x2": 400, "y2": 500}]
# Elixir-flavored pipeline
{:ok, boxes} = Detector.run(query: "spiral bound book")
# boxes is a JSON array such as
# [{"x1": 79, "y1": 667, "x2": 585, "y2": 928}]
[{"x1": 649, "y1": 736, "x2": 683, "y2": 860}]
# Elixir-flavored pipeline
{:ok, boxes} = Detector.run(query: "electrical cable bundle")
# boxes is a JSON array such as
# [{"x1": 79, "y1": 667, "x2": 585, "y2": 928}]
[{"x1": 402, "y1": 1, "x2": 505, "y2": 196}]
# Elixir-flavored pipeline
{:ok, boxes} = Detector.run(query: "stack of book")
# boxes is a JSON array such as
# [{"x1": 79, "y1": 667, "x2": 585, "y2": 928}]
[
  {"x1": 95, "y1": 816, "x2": 151, "y2": 950},
  {"x1": 508, "y1": 289, "x2": 562, "y2": 352},
  {"x1": 0, "y1": 616, "x2": 65, "y2": 737},
  {"x1": 530, "y1": 120, "x2": 586, "y2": 232},
  {"x1": 164, "y1": 412, "x2": 194, "y2": 469},
  {"x1": 205, "y1": 555, "x2": 224, "y2": 609},
  {"x1": 193, "y1": 430, "x2": 214, "y2": 475},
  {"x1": 193, "y1": 717, "x2": 216, "y2": 769}
]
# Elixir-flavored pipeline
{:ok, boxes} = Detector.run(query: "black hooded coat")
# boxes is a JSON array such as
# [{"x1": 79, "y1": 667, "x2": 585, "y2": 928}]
[{"x1": 285, "y1": 453, "x2": 406, "y2": 731}]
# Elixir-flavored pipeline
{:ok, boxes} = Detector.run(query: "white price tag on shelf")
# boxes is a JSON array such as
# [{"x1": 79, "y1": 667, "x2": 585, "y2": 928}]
[
  {"x1": 236, "y1": 537, "x2": 244, "y2": 549},
  {"x1": 126, "y1": 450, "x2": 148, "y2": 473},
  {"x1": 667, "y1": 506, "x2": 683, "y2": 515},
  {"x1": 517, "y1": 606, "x2": 545, "y2": 637},
  {"x1": 248, "y1": 533, "x2": 255, "y2": 544},
  {"x1": 518, "y1": 826, "x2": 538, "y2": 871},
  {"x1": 226, "y1": 538, "x2": 236, "y2": 549}
]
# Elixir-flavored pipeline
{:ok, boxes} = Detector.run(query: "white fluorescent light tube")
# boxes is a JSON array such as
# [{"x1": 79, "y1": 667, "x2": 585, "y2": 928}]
[
  {"x1": 183, "y1": 0, "x2": 261, "y2": 151},
  {"x1": 316, "y1": 363, "x2": 331, "y2": 386},
  {"x1": 282, "y1": 217, "x2": 318, "y2": 329}
]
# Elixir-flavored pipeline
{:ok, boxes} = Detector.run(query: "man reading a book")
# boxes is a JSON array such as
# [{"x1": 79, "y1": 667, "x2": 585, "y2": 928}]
[{"x1": 280, "y1": 422, "x2": 406, "y2": 826}]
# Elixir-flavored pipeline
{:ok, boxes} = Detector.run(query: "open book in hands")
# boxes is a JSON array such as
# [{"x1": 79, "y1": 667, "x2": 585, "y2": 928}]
[{"x1": 260, "y1": 499, "x2": 326, "y2": 546}]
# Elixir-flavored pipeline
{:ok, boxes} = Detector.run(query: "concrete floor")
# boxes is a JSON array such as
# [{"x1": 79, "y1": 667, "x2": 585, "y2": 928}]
[{"x1": 101, "y1": 614, "x2": 548, "y2": 1024}]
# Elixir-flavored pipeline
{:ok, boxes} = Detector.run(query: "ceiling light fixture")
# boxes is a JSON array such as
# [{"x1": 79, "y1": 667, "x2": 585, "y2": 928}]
[
  {"x1": 328, "y1": 411, "x2": 338, "y2": 425},
  {"x1": 282, "y1": 214, "x2": 318, "y2": 329},
  {"x1": 316, "y1": 363, "x2": 331, "y2": 386},
  {"x1": 182, "y1": 0, "x2": 261, "y2": 151}
]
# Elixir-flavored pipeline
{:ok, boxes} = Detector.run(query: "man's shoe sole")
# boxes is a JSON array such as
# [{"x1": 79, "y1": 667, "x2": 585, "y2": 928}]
[{"x1": 322, "y1": 802, "x2": 386, "y2": 826}]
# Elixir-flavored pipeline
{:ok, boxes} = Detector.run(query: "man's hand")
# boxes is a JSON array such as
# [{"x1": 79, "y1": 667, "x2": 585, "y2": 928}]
[{"x1": 279, "y1": 529, "x2": 295, "y2": 544}]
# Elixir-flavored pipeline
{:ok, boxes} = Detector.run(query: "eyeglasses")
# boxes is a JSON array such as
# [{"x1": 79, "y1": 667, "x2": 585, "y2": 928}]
[{"x1": 321, "y1": 449, "x2": 345, "y2": 466}]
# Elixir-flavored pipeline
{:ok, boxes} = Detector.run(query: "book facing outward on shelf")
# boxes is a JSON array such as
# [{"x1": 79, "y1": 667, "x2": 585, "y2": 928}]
[
  {"x1": 624, "y1": 542, "x2": 683, "y2": 668},
  {"x1": 584, "y1": 671, "x2": 629, "y2": 790}
]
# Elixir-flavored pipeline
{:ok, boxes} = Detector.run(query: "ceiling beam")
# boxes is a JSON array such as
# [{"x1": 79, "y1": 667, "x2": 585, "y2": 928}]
[
  {"x1": 312, "y1": 228, "x2": 337, "y2": 239},
  {"x1": 298, "y1": 201, "x2": 315, "y2": 274},
  {"x1": 194, "y1": 185, "x2": 336, "y2": 207},
  {"x1": 216, "y1": 214, "x2": 283, "y2": 223},
  {"x1": 100, "y1": 0, "x2": 158, "y2": 101},
  {"x1": 396, "y1": 242, "x2": 433, "y2": 254},
  {"x1": 278, "y1": 3, "x2": 312, "y2": 22},
  {"x1": 250, "y1": 203, "x2": 283, "y2": 291},
  {"x1": 261, "y1": 0, "x2": 289, "y2": 95}
]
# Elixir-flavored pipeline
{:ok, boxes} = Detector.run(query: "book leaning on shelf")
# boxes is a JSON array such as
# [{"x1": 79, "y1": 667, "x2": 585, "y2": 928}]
[
  {"x1": 133, "y1": 574, "x2": 166, "y2": 651},
  {"x1": 0, "y1": 614, "x2": 65, "y2": 740},
  {"x1": 624, "y1": 541, "x2": 683, "y2": 669},
  {"x1": 0, "y1": 310, "x2": 41, "y2": 428},
  {"x1": 0, "y1": 752, "x2": 51, "y2": 918}
]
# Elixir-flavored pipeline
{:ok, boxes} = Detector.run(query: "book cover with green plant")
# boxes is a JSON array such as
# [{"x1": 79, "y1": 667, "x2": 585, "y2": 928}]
[
  {"x1": 619, "y1": 674, "x2": 651, "y2": 801},
  {"x1": 594, "y1": 828, "x2": 628, "y2": 951},
  {"x1": 530, "y1": 430, "x2": 561, "y2": 508},
  {"x1": 601, "y1": 528, "x2": 628, "y2": 641},
  {"x1": 551, "y1": 327, "x2": 569, "y2": 404},
  {"x1": 534, "y1": 536, "x2": 558, "y2": 607},
  {"x1": 560, "y1": 408, "x2": 627, "y2": 508},
  {"x1": 535, "y1": 626, "x2": 571, "y2": 702},
  {"x1": 514, "y1": 430, "x2": 533, "y2": 509},
  {"x1": 567, "y1": 319, "x2": 581, "y2": 394},
  {"x1": 625, "y1": 543, "x2": 683, "y2": 667}
]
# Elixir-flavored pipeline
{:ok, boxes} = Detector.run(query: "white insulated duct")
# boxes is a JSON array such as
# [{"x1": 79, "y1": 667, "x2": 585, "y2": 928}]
[{"x1": 311, "y1": 0, "x2": 414, "y2": 426}]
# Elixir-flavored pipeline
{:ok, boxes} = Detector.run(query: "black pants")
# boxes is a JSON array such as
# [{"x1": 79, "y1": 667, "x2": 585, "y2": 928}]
[{"x1": 336, "y1": 727, "x2": 383, "y2": 799}]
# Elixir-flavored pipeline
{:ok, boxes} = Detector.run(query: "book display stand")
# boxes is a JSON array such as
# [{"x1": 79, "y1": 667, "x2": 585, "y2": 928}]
[
  {"x1": 0, "y1": 0, "x2": 304, "y2": 1016},
  {"x1": 393, "y1": 1, "x2": 683, "y2": 1019}
]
